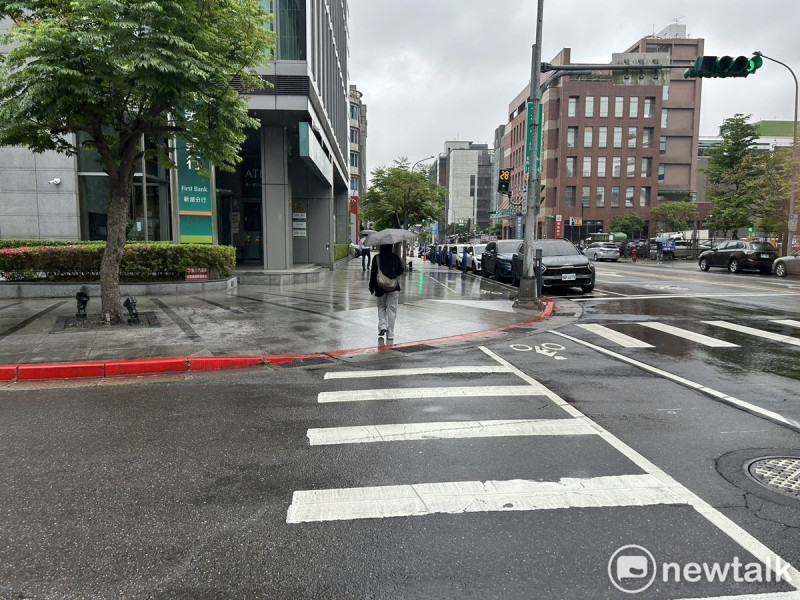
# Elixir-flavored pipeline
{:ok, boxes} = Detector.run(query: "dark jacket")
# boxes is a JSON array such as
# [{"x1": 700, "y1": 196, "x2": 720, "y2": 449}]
[{"x1": 369, "y1": 245, "x2": 405, "y2": 297}]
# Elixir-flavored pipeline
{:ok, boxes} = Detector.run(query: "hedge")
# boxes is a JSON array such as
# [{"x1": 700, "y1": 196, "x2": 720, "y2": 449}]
[
  {"x1": 334, "y1": 243, "x2": 350, "y2": 261},
  {"x1": 0, "y1": 242, "x2": 236, "y2": 282}
]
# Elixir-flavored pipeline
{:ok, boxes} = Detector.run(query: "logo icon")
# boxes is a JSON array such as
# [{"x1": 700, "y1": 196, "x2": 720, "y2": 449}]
[{"x1": 608, "y1": 545, "x2": 657, "y2": 594}]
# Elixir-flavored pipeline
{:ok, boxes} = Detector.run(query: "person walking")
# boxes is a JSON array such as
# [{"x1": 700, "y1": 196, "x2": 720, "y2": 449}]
[
  {"x1": 656, "y1": 238, "x2": 664, "y2": 264},
  {"x1": 360, "y1": 235, "x2": 371, "y2": 271},
  {"x1": 369, "y1": 244, "x2": 405, "y2": 340}
]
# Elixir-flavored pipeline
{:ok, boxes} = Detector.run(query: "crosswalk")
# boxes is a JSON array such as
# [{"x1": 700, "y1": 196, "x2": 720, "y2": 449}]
[
  {"x1": 574, "y1": 318, "x2": 800, "y2": 350},
  {"x1": 285, "y1": 347, "x2": 800, "y2": 596}
]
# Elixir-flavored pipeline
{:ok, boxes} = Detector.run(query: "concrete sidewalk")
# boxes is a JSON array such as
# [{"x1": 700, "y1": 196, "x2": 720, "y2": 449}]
[{"x1": 0, "y1": 258, "x2": 551, "y2": 380}]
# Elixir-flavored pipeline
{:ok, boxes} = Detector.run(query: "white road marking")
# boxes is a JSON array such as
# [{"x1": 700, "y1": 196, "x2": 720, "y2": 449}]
[
  {"x1": 674, "y1": 593, "x2": 800, "y2": 600},
  {"x1": 704, "y1": 321, "x2": 800, "y2": 347},
  {"x1": 637, "y1": 322, "x2": 739, "y2": 347},
  {"x1": 307, "y1": 418, "x2": 596, "y2": 445},
  {"x1": 482, "y1": 344, "x2": 800, "y2": 589},
  {"x1": 324, "y1": 366, "x2": 510, "y2": 379},
  {"x1": 286, "y1": 474, "x2": 690, "y2": 523},
  {"x1": 317, "y1": 385, "x2": 546, "y2": 403},
  {"x1": 772, "y1": 319, "x2": 800, "y2": 329},
  {"x1": 576, "y1": 323, "x2": 653, "y2": 348}
]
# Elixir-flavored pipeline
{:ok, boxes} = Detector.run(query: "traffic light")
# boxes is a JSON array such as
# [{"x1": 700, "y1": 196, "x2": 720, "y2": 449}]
[
  {"x1": 498, "y1": 168, "x2": 511, "y2": 193},
  {"x1": 684, "y1": 55, "x2": 763, "y2": 78}
]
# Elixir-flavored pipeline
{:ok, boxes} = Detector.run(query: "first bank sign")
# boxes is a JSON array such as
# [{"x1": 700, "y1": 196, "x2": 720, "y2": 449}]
[{"x1": 177, "y1": 139, "x2": 214, "y2": 244}]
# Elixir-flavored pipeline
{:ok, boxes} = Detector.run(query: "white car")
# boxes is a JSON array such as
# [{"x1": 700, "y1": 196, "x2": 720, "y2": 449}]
[
  {"x1": 452, "y1": 244, "x2": 487, "y2": 272},
  {"x1": 583, "y1": 242, "x2": 619, "y2": 262}
]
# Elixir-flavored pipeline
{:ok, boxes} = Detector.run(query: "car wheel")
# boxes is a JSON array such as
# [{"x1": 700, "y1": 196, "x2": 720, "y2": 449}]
[
  {"x1": 699, "y1": 257, "x2": 710, "y2": 271},
  {"x1": 728, "y1": 259, "x2": 740, "y2": 274},
  {"x1": 592, "y1": 253, "x2": 598, "y2": 261},
  {"x1": 775, "y1": 262, "x2": 787, "y2": 277},
  {"x1": 581, "y1": 283, "x2": 594, "y2": 293}
]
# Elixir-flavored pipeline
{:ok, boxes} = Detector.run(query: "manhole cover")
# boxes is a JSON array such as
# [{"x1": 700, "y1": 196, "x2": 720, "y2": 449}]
[{"x1": 747, "y1": 457, "x2": 800, "y2": 500}]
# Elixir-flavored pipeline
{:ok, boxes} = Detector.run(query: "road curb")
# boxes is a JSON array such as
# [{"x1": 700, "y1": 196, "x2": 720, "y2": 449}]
[{"x1": 0, "y1": 300, "x2": 555, "y2": 382}]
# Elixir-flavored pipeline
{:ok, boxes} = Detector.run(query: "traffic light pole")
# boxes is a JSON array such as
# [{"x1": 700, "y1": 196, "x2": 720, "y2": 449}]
[{"x1": 517, "y1": 0, "x2": 544, "y2": 307}]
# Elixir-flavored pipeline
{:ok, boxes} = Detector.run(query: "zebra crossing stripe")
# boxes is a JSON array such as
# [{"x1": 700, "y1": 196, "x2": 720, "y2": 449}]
[
  {"x1": 772, "y1": 319, "x2": 800, "y2": 329},
  {"x1": 317, "y1": 385, "x2": 547, "y2": 403},
  {"x1": 324, "y1": 366, "x2": 510, "y2": 379},
  {"x1": 307, "y1": 418, "x2": 596, "y2": 445},
  {"x1": 637, "y1": 322, "x2": 739, "y2": 347},
  {"x1": 576, "y1": 323, "x2": 653, "y2": 348},
  {"x1": 704, "y1": 321, "x2": 800, "y2": 347},
  {"x1": 286, "y1": 473, "x2": 689, "y2": 523}
]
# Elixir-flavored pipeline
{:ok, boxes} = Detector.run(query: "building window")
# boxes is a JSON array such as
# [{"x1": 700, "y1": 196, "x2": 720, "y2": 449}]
[
  {"x1": 582, "y1": 186, "x2": 591, "y2": 207},
  {"x1": 612, "y1": 157, "x2": 621, "y2": 178},
  {"x1": 583, "y1": 157, "x2": 592, "y2": 177},
  {"x1": 566, "y1": 156, "x2": 577, "y2": 177},
  {"x1": 613, "y1": 127, "x2": 622, "y2": 148},
  {"x1": 662, "y1": 85, "x2": 670, "y2": 101},
  {"x1": 595, "y1": 186, "x2": 605, "y2": 208},
  {"x1": 640, "y1": 186, "x2": 651, "y2": 207},
  {"x1": 611, "y1": 186, "x2": 620, "y2": 207},
  {"x1": 628, "y1": 127, "x2": 637, "y2": 149},
  {"x1": 349, "y1": 103, "x2": 360, "y2": 121},
  {"x1": 629, "y1": 97, "x2": 639, "y2": 118},
  {"x1": 644, "y1": 97, "x2": 655, "y2": 118},
  {"x1": 660, "y1": 136, "x2": 667, "y2": 155},
  {"x1": 641, "y1": 157, "x2": 652, "y2": 178},
  {"x1": 661, "y1": 109, "x2": 668, "y2": 128},
  {"x1": 625, "y1": 187, "x2": 635, "y2": 207},
  {"x1": 598, "y1": 126, "x2": 608, "y2": 148},
  {"x1": 350, "y1": 151, "x2": 359, "y2": 168},
  {"x1": 278, "y1": 0, "x2": 307, "y2": 60},
  {"x1": 614, "y1": 97, "x2": 624, "y2": 118},
  {"x1": 568, "y1": 96, "x2": 579, "y2": 117},
  {"x1": 584, "y1": 126, "x2": 593, "y2": 148},
  {"x1": 567, "y1": 126, "x2": 578, "y2": 148},
  {"x1": 599, "y1": 96, "x2": 609, "y2": 118},
  {"x1": 565, "y1": 186, "x2": 577, "y2": 207},
  {"x1": 658, "y1": 164, "x2": 665, "y2": 183},
  {"x1": 350, "y1": 176, "x2": 359, "y2": 191},
  {"x1": 643, "y1": 127, "x2": 654, "y2": 148},
  {"x1": 349, "y1": 127, "x2": 360, "y2": 144},
  {"x1": 585, "y1": 96, "x2": 595, "y2": 117},
  {"x1": 626, "y1": 157, "x2": 635, "y2": 178},
  {"x1": 597, "y1": 156, "x2": 607, "y2": 178}
]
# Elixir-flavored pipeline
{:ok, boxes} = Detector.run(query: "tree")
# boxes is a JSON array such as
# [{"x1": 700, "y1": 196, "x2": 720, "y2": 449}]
[
  {"x1": 608, "y1": 214, "x2": 646, "y2": 239},
  {"x1": 0, "y1": 0, "x2": 275, "y2": 322},
  {"x1": 649, "y1": 201, "x2": 700, "y2": 233},
  {"x1": 703, "y1": 114, "x2": 760, "y2": 236},
  {"x1": 360, "y1": 158, "x2": 446, "y2": 233},
  {"x1": 744, "y1": 147, "x2": 792, "y2": 249}
]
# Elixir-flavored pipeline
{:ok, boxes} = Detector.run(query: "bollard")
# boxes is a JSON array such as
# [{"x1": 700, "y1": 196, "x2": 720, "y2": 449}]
[{"x1": 75, "y1": 286, "x2": 90, "y2": 321}]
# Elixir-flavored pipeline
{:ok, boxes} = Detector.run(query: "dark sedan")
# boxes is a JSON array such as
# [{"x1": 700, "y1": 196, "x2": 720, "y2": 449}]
[
  {"x1": 511, "y1": 239, "x2": 595, "y2": 293},
  {"x1": 698, "y1": 240, "x2": 778, "y2": 274},
  {"x1": 481, "y1": 239, "x2": 522, "y2": 281}
]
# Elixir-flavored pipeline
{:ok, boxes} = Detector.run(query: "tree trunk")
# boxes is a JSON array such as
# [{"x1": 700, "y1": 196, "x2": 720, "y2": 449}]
[{"x1": 100, "y1": 177, "x2": 132, "y2": 324}]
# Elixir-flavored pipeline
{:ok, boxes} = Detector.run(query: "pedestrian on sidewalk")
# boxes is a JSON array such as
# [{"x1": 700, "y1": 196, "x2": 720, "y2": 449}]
[
  {"x1": 360, "y1": 235, "x2": 371, "y2": 271},
  {"x1": 369, "y1": 244, "x2": 404, "y2": 340}
]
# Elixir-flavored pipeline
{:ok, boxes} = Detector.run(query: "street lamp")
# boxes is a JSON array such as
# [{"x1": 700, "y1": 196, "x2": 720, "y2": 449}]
[
  {"x1": 753, "y1": 51, "x2": 798, "y2": 248},
  {"x1": 412, "y1": 155, "x2": 435, "y2": 171}
]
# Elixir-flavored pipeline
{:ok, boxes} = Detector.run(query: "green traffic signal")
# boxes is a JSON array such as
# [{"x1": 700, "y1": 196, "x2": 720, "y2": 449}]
[{"x1": 684, "y1": 55, "x2": 763, "y2": 79}]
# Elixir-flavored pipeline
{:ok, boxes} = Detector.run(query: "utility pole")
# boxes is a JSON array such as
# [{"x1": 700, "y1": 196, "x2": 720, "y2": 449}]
[{"x1": 517, "y1": 0, "x2": 544, "y2": 306}]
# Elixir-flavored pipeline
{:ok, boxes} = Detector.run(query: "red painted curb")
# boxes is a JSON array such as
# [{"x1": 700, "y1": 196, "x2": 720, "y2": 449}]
[
  {"x1": 264, "y1": 354, "x2": 329, "y2": 366},
  {"x1": 16, "y1": 362, "x2": 106, "y2": 381},
  {"x1": 0, "y1": 365, "x2": 18, "y2": 381},
  {"x1": 189, "y1": 356, "x2": 265, "y2": 371},
  {"x1": 105, "y1": 358, "x2": 188, "y2": 377}
]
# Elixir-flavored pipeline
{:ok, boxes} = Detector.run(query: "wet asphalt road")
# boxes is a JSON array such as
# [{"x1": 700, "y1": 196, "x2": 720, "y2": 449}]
[{"x1": 1, "y1": 259, "x2": 799, "y2": 599}]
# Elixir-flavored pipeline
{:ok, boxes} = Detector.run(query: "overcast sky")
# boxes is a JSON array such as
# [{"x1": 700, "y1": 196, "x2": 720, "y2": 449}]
[{"x1": 347, "y1": 0, "x2": 800, "y2": 180}]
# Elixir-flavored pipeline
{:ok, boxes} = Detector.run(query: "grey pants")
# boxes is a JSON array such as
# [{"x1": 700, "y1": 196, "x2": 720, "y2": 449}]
[{"x1": 377, "y1": 291, "x2": 399, "y2": 338}]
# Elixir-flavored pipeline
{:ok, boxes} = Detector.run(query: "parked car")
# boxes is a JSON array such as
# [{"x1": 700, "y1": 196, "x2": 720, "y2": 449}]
[
  {"x1": 448, "y1": 244, "x2": 471, "y2": 269},
  {"x1": 698, "y1": 240, "x2": 778, "y2": 274},
  {"x1": 481, "y1": 239, "x2": 522, "y2": 281},
  {"x1": 465, "y1": 243, "x2": 487, "y2": 273},
  {"x1": 772, "y1": 250, "x2": 800, "y2": 277},
  {"x1": 511, "y1": 239, "x2": 595, "y2": 293},
  {"x1": 583, "y1": 242, "x2": 619, "y2": 262}
]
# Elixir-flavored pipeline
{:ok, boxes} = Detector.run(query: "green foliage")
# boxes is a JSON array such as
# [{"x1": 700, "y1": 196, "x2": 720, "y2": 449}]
[
  {"x1": 703, "y1": 114, "x2": 761, "y2": 233},
  {"x1": 744, "y1": 147, "x2": 793, "y2": 237},
  {"x1": 360, "y1": 158, "x2": 446, "y2": 231},
  {"x1": 608, "y1": 214, "x2": 646, "y2": 238},
  {"x1": 649, "y1": 201, "x2": 700, "y2": 233},
  {"x1": 0, "y1": 243, "x2": 235, "y2": 282},
  {"x1": 334, "y1": 244, "x2": 349, "y2": 261}
]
